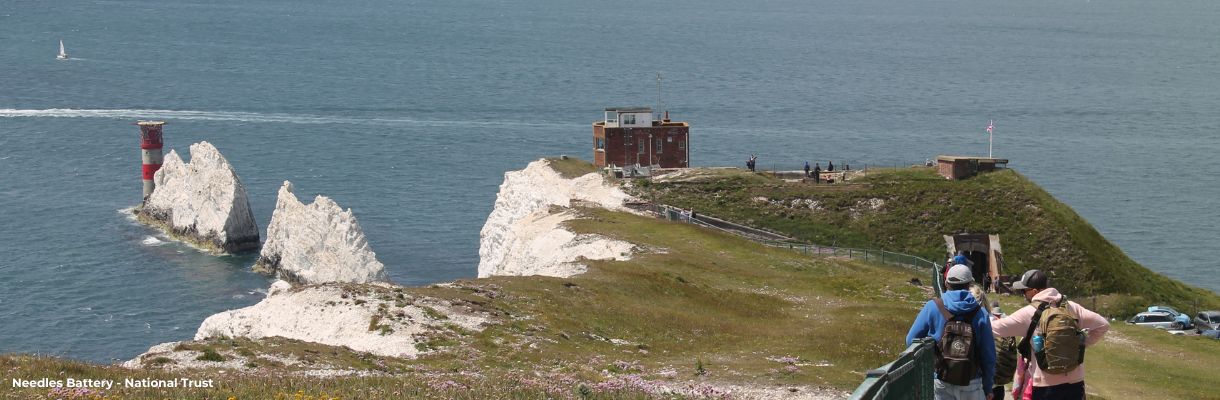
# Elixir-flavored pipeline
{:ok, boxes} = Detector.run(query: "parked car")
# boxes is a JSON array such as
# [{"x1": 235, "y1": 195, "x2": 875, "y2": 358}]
[
  {"x1": 1148, "y1": 305, "x2": 1182, "y2": 315},
  {"x1": 1193, "y1": 311, "x2": 1220, "y2": 332},
  {"x1": 1147, "y1": 306, "x2": 1193, "y2": 329},
  {"x1": 1127, "y1": 311, "x2": 1184, "y2": 329}
]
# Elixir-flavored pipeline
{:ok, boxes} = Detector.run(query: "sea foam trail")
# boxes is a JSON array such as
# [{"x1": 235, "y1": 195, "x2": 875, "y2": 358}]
[{"x1": 0, "y1": 108, "x2": 573, "y2": 128}]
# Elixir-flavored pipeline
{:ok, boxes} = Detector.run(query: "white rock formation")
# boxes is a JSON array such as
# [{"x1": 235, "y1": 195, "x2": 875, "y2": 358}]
[
  {"x1": 189, "y1": 281, "x2": 489, "y2": 358},
  {"x1": 478, "y1": 159, "x2": 637, "y2": 278},
  {"x1": 254, "y1": 181, "x2": 387, "y2": 284},
  {"x1": 137, "y1": 141, "x2": 259, "y2": 253}
]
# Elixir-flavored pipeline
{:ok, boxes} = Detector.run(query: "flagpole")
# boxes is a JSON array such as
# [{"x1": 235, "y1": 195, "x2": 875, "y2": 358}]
[{"x1": 987, "y1": 119, "x2": 994, "y2": 158}]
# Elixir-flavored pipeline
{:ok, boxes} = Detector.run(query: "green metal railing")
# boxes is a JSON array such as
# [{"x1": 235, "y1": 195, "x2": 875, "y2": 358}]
[
  {"x1": 650, "y1": 204, "x2": 945, "y2": 399},
  {"x1": 848, "y1": 338, "x2": 937, "y2": 400}
]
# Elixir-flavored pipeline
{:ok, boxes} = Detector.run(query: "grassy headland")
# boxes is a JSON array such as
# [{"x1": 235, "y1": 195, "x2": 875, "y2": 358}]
[
  {"x1": 635, "y1": 167, "x2": 1220, "y2": 317},
  {"x1": 4, "y1": 162, "x2": 1218, "y2": 399},
  {"x1": 3, "y1": 208, "x2": 929, "y2": 399}
]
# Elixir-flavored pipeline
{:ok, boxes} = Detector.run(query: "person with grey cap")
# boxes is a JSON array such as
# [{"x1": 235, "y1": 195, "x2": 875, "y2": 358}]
[
  {"x1": 907, "y1": 264, "x2": 997, "y2": 400},
  {"x1": 991, "y1": 270, "x2": 1110, "y2": 400}
]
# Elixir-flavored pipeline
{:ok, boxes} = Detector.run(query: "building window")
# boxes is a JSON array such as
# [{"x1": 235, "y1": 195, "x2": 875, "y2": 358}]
[
  {"x1": 678, "y1": 140, "x2": 686, "y2": 150},
  {"x1": 638, "y1": 141, "x2": 645, "y2": 153},
  {"x1": 623, "y1": 114, "x2": 636, "y2": 125},
  {"x1": 655, "y1": 138, "x2": 662, "y2": 154},
  {"x1": 595, "y1": 138, "x2": 605, "y2": 150}
]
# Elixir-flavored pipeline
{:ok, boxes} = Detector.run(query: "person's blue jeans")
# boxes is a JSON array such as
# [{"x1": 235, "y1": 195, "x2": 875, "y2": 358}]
[{"x1": 934, "y1": 377, "x2": 986, "y2": 400}]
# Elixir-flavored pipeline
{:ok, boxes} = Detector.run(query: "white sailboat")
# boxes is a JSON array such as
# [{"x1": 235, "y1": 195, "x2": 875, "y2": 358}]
[{"x1": 57, "y1": 40, "x2": 68, "y2": 60}]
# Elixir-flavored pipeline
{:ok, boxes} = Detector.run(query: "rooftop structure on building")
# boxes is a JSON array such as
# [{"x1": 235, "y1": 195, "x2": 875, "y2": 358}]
[{"x1": 593, "y1": 107, "x2": 689, "y2": 172}]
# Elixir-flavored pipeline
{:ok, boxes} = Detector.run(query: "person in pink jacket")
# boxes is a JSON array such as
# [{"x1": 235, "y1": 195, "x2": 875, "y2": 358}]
[{"x1": 991, "y1": 270, "x2": 1110, "y2": 400}]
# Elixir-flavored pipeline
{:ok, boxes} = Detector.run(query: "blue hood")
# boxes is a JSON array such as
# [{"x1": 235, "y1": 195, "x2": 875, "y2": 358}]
[
  {"x1": 906, "y1": 289, "x2": 996, "y2": 389},
  {"x1": 940, "y1": 290, "x2": 981, "y2": 317}
]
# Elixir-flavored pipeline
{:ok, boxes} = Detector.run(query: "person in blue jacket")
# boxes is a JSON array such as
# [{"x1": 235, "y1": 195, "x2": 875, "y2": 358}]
[
  {"x1": 907, "y1": 264, "x2": 997, "y2": 400},
  {"x1": 952, "y1": 250, "x2": 973, "y2": 268}
]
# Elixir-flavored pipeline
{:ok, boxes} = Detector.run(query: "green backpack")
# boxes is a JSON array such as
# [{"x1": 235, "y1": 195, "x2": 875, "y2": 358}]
[
  {"x1": 1018, "y1": 298, "x2": 1086, "y2": 374},
  {"x1": 994, "y1": 336, "x2": 1019, "y2": 386}
]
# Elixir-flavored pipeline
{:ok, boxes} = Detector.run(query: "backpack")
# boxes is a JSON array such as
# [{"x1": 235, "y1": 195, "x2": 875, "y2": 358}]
[
  {"x1": 1017, "y1": 298, "x2": 1086, "y2": 374},
  {"x1": 994, "y1": 336, "x2": 1019, "y2": 386},
  {"x1": 933, "y1": 298, "x2": 979, "y2": 385}
]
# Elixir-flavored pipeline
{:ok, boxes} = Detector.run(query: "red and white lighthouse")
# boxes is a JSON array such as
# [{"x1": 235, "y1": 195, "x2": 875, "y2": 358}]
[{"x1": 138, "y1": 121, "x2": 165, "y2": 200}]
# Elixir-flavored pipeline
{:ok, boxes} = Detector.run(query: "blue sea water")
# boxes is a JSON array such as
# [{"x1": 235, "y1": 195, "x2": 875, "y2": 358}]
[{"x1": 1, "y1": 0, "x2": 1218, "y2": 362}]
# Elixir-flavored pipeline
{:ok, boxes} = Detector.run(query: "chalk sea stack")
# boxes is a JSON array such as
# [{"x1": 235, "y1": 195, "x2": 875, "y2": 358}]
[
  {"x1": 135, "y1": 141, "x2": 259, "y2": 253},
  {"x1": 253, "y1": 181, "x2": 387, "y2": 284}
]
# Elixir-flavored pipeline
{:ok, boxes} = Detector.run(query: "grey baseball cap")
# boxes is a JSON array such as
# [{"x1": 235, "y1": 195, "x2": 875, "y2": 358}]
[
  {"x1": 946, "y1": 264, "x2": 973, "y2": 285},
  {"x1": 1010, "y1": 269, "x2": 1049, "y2": 290}
]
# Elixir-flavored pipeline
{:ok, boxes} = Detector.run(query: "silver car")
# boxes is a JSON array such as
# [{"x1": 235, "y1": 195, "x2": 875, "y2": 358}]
[
  {"x1": 1194, "y1": 311, "x2": 1220, "y2": 332},
  {"x1": 1127, "y1": 311, "x2": 1182, "y2": 329}
]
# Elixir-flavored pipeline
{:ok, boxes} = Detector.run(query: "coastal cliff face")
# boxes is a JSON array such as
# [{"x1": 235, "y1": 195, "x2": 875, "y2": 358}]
[
  {"x1": 254, "y1": 181, "x2": 387, "y2": 285},
  {"x1": 477, "y1": 159, "x2": 636, "y2": 278},
  {"x1": 188, "y1": 281, "x2": 490, "y2": 358},
  {"x1": 136, "y1": 141, "x2": 259, "y2": 253}
]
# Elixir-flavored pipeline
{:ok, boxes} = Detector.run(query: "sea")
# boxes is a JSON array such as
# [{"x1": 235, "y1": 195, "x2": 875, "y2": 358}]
[{"x1": 1, "y1": 0, "x2": 1217, "y2": 363}]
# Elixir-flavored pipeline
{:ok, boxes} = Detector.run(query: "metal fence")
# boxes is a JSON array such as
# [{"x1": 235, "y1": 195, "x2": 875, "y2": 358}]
[
  {"x1": 646, "y1": 204, "x2": 945, "y2": 399},
  {"x1": 755, "y1": 241, "x2": 944, "y2": 296},
  {"x1": 848, "y1": 338, "x2": 937, "y2": 400},
  {"x1": 649, "y1": 204, "x2": 944, "y2": 294}
]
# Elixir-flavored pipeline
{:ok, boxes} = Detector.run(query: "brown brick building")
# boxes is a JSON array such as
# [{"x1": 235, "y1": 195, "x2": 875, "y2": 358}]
[
  {"x1": 593, "y1": 107, "x2": 689, "y2": 169},
  {"x1": 935, "y1": 155, "x2": 1009, "y2": 180}
]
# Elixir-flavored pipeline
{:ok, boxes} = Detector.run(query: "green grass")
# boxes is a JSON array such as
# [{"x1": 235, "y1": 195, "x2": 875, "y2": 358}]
[
  {"x1": 196, "y1": 348, "x2": 225, "y2": 362},
  {"x1": 547, "y1": 157, "x2": 601, "y2": 179},
  {"x1": 453, "y1": 207, "x2": 930, "y2": 389},
  {"x1": 13, "y1": 161, "x2": 1220, "y2": 398},
  {"x1": 2, "y1": 208, "x2": 926, "y2": 398},
  {"x1": 637, "y1": 167, "x2": 1220, "y2": 317},
  {"x1": 0, "y1": 354, "x2": 659, "y2": 400},
  {"x1": 4, "y1": 202, "x2": 1219, "y2": 399},
  {"x1": 1086, "y1": 324, "x2": 1220, "y2": 400}
]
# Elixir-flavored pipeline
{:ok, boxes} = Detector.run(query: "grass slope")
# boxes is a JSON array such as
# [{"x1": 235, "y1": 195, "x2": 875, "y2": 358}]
[
  {"x1": 5, "y1": 162, "x2": 1217, "y2": 399},
  {"x1": 2, "y1": 208, "x2": 928, "y2": 399},
  {"x1": 639, "y1": 167, "x2": 1220, "y2": 317}
]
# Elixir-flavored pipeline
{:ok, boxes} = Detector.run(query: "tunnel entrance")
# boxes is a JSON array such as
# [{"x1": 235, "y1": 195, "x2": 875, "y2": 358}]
[{"x1": 943, "y1": 234, "x2": 1005, "y2": 292}]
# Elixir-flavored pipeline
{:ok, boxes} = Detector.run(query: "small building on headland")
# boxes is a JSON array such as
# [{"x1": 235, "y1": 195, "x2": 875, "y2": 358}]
[
  {"x1": 593, "y1": 107, "x2": 689, "y2": 170},
  {"x1": 936, "y1": 155, "x2": 1008, "y2": 180}
]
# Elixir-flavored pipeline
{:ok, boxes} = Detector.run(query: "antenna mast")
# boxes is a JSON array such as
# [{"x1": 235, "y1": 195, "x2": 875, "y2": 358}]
[{"x1": 656, "y1": 72, "x2": 663, "y2": 119}]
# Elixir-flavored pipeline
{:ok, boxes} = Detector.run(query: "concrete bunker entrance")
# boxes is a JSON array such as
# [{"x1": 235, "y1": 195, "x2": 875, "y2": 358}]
[{"x1": 944, "y1": 233, "x2": 1005, "y2": 292}]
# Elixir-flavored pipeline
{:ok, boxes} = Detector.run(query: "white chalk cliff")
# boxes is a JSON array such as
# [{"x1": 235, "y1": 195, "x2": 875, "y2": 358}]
[
  {"x1": 477, "y1": 159, "x2": 637, "y2": 278},
  {"x1": 188, "y1": 280, "x2": 488, "y2": 358},
  {"x1": 127, "y1": 158, "x2": 638, "y2": 370},
  {"x1": 254, "y1": 181, "x2": 387, "y2": 284},
  {"x1": 138, "y1": 141, "x2": 259, "y2": 253}
]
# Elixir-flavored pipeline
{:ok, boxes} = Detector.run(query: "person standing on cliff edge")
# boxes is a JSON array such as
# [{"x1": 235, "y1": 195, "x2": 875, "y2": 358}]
[{"x1": 992, "y1": 270, "x2": 1109, "y2": 400}]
